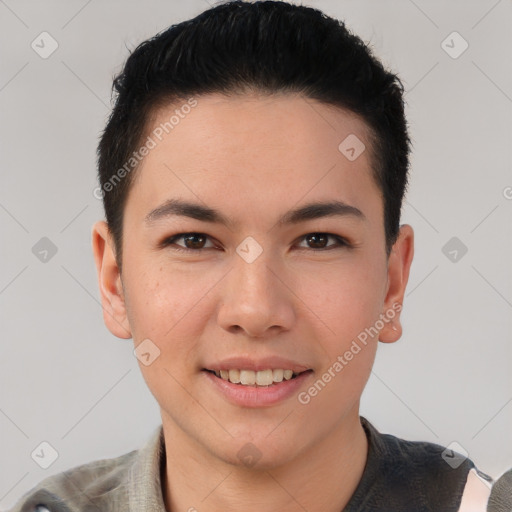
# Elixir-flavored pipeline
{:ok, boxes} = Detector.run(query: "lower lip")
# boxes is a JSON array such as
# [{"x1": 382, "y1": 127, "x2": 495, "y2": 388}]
[{"x1": 202, "y1": 370, "x2": 313, "y2": 408}]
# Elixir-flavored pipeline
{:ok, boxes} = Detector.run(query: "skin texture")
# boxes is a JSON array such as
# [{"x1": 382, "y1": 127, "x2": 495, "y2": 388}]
[{"x1": 92, "y1": 92, "x2": 414, "y2": 511}]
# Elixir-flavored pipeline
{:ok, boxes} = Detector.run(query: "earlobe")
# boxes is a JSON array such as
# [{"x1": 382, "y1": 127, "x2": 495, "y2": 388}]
[
  {"x1": 91, "y1": 221, "x2": 132, "y2": 339},
  {"x1": 379, "y1": 224, "x2": 414, "y2": 344}
]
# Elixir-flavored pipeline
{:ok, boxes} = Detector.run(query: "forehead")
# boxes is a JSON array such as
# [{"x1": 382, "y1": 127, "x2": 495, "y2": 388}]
[
  {"x1": 145, "y1": 92, "x2": 373, "y2": 161},
  {"x1": 127, "y1": 92, "x2": 382, "y2": 227}
]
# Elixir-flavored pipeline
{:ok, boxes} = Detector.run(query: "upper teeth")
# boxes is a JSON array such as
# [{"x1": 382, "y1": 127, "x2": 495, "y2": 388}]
[{"x1": 215, "y1": 369, "x2": 296, "y2": 386}]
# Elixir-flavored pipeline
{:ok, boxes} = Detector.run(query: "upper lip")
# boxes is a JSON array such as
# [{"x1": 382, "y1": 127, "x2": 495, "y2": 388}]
[{"x1": 203, "y1": 356, "x2": 311, "y2": 373}]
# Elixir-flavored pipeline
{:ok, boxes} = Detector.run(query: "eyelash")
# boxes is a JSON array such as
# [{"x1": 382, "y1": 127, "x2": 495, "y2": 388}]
[{"x1": 161, "y1": 232, "x2": 351, "y2": 253}]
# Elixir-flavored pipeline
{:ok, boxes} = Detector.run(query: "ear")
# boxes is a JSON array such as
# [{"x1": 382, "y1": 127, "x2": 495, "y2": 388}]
[
  {"x1": 379, "y1": 224, "x2": 414, "y2": 343},
  {"x1": 91, "y1": 221, "x2": 132, "y2": 339}
]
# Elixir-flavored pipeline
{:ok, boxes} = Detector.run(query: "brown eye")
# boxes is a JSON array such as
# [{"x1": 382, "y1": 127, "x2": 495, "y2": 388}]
[
  {"x1": 163, "y1": 233, "x2": 216, "y2": 252},
  {"x1": 297, "y1": 233, "x2": 349, "y2": 250},
  {"x1": 181, "y1": 233, "x2": 207, "y2": 249},
  {"x1": 305, "y1": 233, "x2": 329, "y2": 249}
]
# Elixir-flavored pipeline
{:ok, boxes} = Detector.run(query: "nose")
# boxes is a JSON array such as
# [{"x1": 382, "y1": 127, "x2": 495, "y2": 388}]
[{"x1": 217, "y1": 249, "x2": 295, "y2": 339}]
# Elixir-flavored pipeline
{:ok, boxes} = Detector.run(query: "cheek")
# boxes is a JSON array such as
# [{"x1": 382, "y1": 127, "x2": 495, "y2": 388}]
[
  {"x1": 122, "y1": 260, "x2": 219, "y2": 360},
  {"x1": 123, "y1": 265, "x2": 207, "y2": 400},
  {"x1": 295, "y1": 256, "x2": 386, "y2": 349}
]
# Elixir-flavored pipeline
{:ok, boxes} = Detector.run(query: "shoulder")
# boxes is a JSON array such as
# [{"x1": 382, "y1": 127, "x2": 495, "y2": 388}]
[
  {"x1": 353, "y1": 417, "x2": 492, "y2": 511},
  {"x1": 6, "y1": 448, "x2": 138, "y2": 512},
  {"x1": 7, "y1": 425, "x2": 166, "y2": 512},
  {"x1": 362, "y1": 417, "x2": 475, "y2": 480}
]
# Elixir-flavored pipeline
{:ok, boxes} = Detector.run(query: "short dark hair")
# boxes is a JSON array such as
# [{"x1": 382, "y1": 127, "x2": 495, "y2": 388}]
[{"x1": 97, "y1": 0, "x2": 411, "y2": 270}]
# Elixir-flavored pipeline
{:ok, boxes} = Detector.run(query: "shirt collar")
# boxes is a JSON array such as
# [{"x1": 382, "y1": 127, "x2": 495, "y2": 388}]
[{"x1": 128, "y1": 424, "x2": 167, "y2": 512}]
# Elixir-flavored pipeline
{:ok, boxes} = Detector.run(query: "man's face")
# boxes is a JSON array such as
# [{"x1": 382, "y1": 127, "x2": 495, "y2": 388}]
[{"x1": 94, "y1": 92, "x2": 412, "y2": 468}]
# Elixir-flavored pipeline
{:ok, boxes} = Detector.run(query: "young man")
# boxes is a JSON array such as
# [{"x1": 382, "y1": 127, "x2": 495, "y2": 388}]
[{"x1": 9, "y1": 1, "x2": 495, "y2": 511}]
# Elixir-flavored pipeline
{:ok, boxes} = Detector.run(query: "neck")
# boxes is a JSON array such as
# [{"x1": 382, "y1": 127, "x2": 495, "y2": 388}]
[{"x1": 161, "y1": 408, "x2": 368, "y2": 512}]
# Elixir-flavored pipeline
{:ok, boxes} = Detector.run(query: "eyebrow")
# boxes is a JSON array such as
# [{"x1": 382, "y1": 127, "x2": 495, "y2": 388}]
[{"x1": 144, "y1": 198, "x2": 366, "y2": 229}]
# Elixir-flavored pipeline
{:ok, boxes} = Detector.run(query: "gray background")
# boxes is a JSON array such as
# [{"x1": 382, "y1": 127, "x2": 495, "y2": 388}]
[{"x1": 1, "y1": 0, "x2": 511, "y2": 508}]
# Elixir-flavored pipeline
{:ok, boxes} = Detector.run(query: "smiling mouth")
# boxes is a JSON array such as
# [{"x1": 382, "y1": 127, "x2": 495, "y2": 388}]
[{"x1": 203, "y1": 368, "x2": 313, "y2": 387}]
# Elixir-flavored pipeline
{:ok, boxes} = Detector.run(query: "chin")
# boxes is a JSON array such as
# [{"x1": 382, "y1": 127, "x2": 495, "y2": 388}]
[{"x1": 211, "y1": 434, "x2": 305, "y2": 471}]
